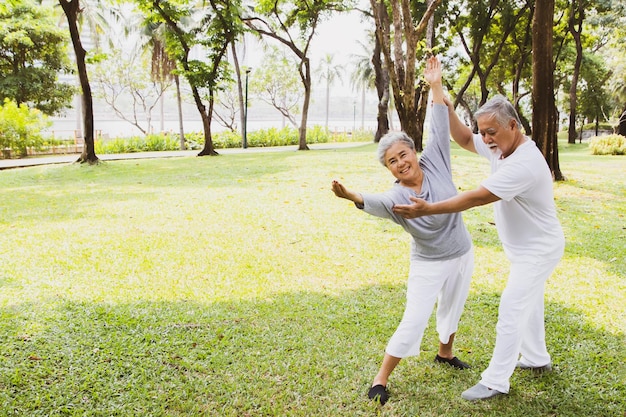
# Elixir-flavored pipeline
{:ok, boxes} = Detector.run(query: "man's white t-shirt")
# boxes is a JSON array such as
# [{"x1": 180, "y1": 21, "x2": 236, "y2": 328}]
[{"x1": 474, "y1": 136, "x2": 565, "y2": 261}]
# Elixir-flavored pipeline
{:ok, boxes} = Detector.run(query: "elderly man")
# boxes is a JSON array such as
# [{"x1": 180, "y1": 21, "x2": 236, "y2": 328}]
[{"x1": 392, "y1": 89, "x2": 564, "y2": 401}]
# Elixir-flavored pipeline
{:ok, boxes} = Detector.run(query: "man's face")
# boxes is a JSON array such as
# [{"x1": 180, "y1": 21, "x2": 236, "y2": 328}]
[{"x1": 477, "y1": 115, "x2": 518, "y2": 158}]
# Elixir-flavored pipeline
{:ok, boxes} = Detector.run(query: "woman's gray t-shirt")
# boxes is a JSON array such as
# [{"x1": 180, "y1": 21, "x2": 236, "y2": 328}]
[{"x1": 360, "y1": 104, "x2": 472, "y2": 261}]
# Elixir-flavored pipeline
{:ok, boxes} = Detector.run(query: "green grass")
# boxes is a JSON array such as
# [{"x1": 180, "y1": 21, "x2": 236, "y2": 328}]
[{"x1": 0, "y1": 141, "x2": 624, "y2": 416}]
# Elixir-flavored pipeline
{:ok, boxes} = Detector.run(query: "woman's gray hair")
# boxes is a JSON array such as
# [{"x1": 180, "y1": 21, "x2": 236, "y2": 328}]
[
  {"x1": 474, "y1": 95, "x2": 523, "y2": 129},
  {"x1": 377, "y1": 131, "x2": 415, "y2": 166}
]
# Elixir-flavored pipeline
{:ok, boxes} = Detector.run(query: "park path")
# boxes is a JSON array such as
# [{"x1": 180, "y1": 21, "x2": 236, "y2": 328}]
[{"x1": 0, "y1": 142, "x2": 370, "y2": 170}]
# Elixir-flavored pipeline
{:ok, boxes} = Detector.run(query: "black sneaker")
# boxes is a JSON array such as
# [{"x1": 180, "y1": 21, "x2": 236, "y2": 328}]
[
  {"x1": 434, "y1": 354, "x2": 471, "y2": 369},
  {"x1": 367, "y1": 384, "x2": 389, "y2": 405}
]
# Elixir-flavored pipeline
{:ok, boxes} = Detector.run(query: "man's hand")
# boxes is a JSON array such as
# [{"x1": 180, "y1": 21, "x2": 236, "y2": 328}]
[{"x1": 392, "y1": 197, "x2": 430, "y2": 219}]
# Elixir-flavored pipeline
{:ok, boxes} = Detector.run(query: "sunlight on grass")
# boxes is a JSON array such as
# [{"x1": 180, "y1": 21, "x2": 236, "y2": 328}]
[{"x1": 0, "y1": 142, "x2": 624, "y2": 416}]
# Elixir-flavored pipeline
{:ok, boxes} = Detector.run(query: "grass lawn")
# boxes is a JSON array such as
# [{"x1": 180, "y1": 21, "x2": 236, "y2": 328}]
[{"x1": 0, "y1": 140, "x2": 624, "y2": 416}]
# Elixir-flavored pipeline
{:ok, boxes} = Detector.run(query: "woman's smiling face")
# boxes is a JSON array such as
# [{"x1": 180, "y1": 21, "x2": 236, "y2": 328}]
[{"x1": 384, "y1": 141, "x2": 420, "y2": 183}]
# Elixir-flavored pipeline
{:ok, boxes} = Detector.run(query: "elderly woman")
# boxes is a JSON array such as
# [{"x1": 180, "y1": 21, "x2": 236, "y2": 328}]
[{"x1": 331, "y1": 56, "x2": 473, "y2": 405}]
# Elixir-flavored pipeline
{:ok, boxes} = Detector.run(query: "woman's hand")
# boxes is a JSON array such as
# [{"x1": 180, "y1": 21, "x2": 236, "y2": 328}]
[
  {"x1": 331, "y1": 180, "x2": 364, "y2": 205},
  {"x1": 423, "y1": 56, "x2": 442, "y2": 87}
]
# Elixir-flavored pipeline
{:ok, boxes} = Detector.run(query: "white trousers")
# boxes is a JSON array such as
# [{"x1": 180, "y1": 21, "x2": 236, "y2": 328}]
[
  {"x1": 385, "y1": 248, "x2": 474, "y2": 358},
  {"x1": 480, "y1": 257, "x2": 561, "y2": 393}
]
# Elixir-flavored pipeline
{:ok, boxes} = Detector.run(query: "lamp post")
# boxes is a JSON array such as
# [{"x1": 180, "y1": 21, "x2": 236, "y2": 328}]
[{"x1": 243, "y1": 68, "x2": 251, "y2": 149}]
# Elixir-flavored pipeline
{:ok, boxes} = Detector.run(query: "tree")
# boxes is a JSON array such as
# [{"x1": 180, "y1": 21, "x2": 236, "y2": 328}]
[
  {"x1": 243, "y1": 0, "x2": 350, "y2": 150},
  {"x1": 360, "y1": 3, "x2": 391, "y2": 141},
  {"x1": 370, "y1": 0, "x2": 441, "y2": 150},
  {"x1": 59, "y1": 0, "x2": 99, "y2": 164},
  {"x1": 250, "y1": 47, "x2": 303, "y2": 128},
  {"x1": 373, "y1": 32, "x2": 391, "y2": 141},
  {"x1": 577, "y1": 53, "x2": 612, "y2": 136},
  {"x1": 350, "y1": 37, "x2": 376, "y2": 132},
  {"x1": 0, "y1": 0, "x2": 74, "y2": 115},
  {"x1": 230, "y1": 39, "x2": 245, "y2": 146},
  {"x1": 566, "y1": 0, "x2": 585, "y2": 144},
  {"x1": 143, "y1": 23, "x2": 178, "y2": 132},
  {"x1": 532, "y1": 0, "x2": 563, "y2": 180},
  {"x1": 92, "y1": 46, "x2": 169, "y2": 135},
  {"x1": 316, "y1": 53, "x2": 343, "y2": 130},
  {"x1": 413, "y1": 0, "x2": 437, "y2": 149},
  {"x1": 136, "y1": 0, "x2": 242, "y2": 157},
  {"x1": 140, "y1": 18, "x2": 186, "y2": 149},
  {"x1": 0, "y1": 98, "x2": 51, "y2": 157},
  {"x1": 608, "y1": 53, "x2": 626, "y2": 136},
  {"x1": 445, "y1": 1, "x2": 533, "y2": 110}
]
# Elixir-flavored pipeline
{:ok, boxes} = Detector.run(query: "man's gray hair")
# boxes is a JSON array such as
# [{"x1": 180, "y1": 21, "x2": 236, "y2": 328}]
[
  {"x1": 377, "y1": 131, "x2": 415, "y2": 166},
  {"x1": 474, "y1": 95, "x2": 523, "y2": 129}
]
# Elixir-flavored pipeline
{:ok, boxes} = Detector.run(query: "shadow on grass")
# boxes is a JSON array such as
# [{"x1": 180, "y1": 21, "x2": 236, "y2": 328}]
[{"x1": 0, "y1": 284, "x2": 624, "y2": 416}]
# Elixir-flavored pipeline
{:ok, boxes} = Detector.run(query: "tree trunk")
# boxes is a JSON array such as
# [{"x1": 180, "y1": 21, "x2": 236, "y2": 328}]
[
  {"x1": 532, "y1": 0, "x2": 563, "y2": 181},
  {"x1": 197, "y1": 87, "x2": 218, "y2": 156},
  {"x1": 59, "y1": 0, "x2": 98, "y2": 165},
  {"x1": 297, "y1": 58, "x2": 311, "y2": 150},
  {"x1": 567, "y1": 1, "x2": 584, "y2": 144},
  {"x1": 175, "y1": 75, "x2": 185, "y2": 150},
  {"x1": 159, "y1": 87, "x2": 164, "y2": 132},
  {"x1": 231, "y1": 42, "x2": 246, "y2": 147},
  {"x1": 414, "y1": 82, "x2": 429, "y2": 152},
  {"x1": 619, "y1": 108, "x2": 626, "y2": 136},
  {"x1": 371, "y1": 0, "x2": 440, "y2": 148},
  {"x1": 414, "y1": 0, "x2": 436, "y2": 152},
  {"x1": 371, "y1": 4, "x2": 390, "y2": 142}
]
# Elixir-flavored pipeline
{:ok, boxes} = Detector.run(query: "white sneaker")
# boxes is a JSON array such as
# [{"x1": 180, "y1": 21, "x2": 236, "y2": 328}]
[
  {"x1": 516, "y1": 361, "x2": 552, "y2": 373},
  {"x1": 461, "y1": 383, "x2": 505, "y2": 401}
]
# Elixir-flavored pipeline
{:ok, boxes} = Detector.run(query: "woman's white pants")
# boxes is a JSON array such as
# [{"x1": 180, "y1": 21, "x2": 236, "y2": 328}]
[{"x1": 385, "y1": 248, "x2": 474, "y2": 358}]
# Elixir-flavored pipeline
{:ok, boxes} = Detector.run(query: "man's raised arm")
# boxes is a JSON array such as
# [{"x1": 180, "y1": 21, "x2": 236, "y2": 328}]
[{"x1": 443, "y1": 97, "x2": 476, "y2": 153}]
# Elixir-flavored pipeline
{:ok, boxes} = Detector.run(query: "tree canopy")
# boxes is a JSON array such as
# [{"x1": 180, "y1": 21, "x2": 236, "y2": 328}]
[
  {"x1": 0, "y1": 0, "x2": 74, "y2": 115},
  {"x1": 23, "y1": 0, "x2": 626, "y2": 167}
]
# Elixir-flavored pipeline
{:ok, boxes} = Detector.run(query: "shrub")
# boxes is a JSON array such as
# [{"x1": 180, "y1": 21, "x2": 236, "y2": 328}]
[
  {"x1": 588, "y1": 134, "x2": 626, "y2": 155},
  {"x1": 96, "y1": 133, "x2": 182, "y2": 154},
  {"x1": 581, "y1": 122, "x2": 614, "y2": 131},
  {"x1": 92, "y1": 126, "x2": 374, "y2": 154},
  {"x1": 305, "y1": 125, "x2": 331, "y2": 144},
  {"x1": 349, "y1": 129, "x2": 376, "y2": 143},
  {"x1": 96, "y1": 137, "x2": 144, "y2": 154},
  {"x1": 0, "y1": 99, "x2": 51, "y2": 157},
  {"x1": 213, "y1": 130, "x2": 242, "y2": 148},
  {"x1": 145, "y1": 134, "x2": 179, "y2": 151},
  {"x1": 183, "y1": 132, "x2": 204, "y2": 150},
  {"x1": 247, "y1": 126, "x2": 298, "y2": 147}
]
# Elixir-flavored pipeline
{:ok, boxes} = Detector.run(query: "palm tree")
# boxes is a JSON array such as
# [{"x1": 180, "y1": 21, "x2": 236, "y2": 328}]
[
  {"x1": 350, "y1": 39, "x2": 376, "y2": 130},
  {"x1": 316, "y1": 53, "x2": 344, "y2": 130},
  {"x1": 142, "y1": 21, "x2": 184, "y2": 149}
]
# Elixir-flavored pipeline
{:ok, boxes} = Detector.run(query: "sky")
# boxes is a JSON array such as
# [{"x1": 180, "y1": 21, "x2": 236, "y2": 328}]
[{"x1": 241, "y1": 8, "x2": 373, "y2": 97}]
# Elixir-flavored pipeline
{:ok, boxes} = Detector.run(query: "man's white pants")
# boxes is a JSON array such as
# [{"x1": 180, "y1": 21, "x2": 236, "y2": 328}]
[
  {"x1": 479, "y1": 257, "x2": 561, "y2": 393},
  {"x1": 386, "y1": 248, "x2": 474, "y2": 358}
]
